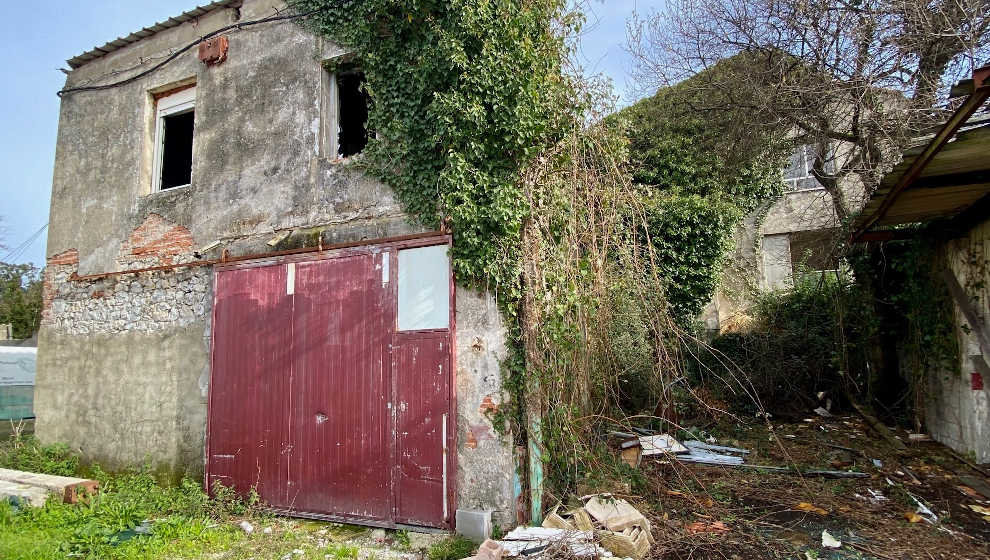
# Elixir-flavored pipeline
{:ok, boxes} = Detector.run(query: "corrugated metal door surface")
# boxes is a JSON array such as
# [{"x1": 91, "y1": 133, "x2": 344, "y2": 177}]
[
  {"x1": 207, "y1": 239, "x2": 453, "y2": 529},
  {"x1": 289, "y1": 255, "x2": 391, "y2": 520}
]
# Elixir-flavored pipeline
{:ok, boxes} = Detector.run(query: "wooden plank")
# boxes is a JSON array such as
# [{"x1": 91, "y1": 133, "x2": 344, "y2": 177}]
[{"x1": 0, "y1": 468, "x2": 98, "y2": 503}]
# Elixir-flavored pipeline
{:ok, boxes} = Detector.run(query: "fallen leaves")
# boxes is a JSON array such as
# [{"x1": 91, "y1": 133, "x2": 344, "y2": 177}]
[
  {"x1": 966, "y1": 504, "x2": 990, "y2": 521},
  {"x1": 685, "y1": 521, "x2": 729, "y2": 534},
  {"x1": 903, "y1": 511, "x2": 923, "y2": 523},
  {"x1": 956, "y1": 485, "x2": 978, "y2": 497},
  {"x1": 795, "y1": 502, "x2": 828, "y2": 515}
]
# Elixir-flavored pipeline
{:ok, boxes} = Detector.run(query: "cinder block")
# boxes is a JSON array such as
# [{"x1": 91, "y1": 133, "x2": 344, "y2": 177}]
[{"x1": 456, "y1": 509, "x2": 493, "y2": 542}]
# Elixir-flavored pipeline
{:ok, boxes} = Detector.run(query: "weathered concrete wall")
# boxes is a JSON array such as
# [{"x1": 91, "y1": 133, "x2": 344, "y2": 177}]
[
  {"x1": 702, "y1": 176, "x2": 867, "y2": 331},
  {"x1": 38, "y1": 0, "x2": 514, "y2": 520},
  {"x1": 926, "y1": 216, "x2": 990, "y2": 463},
  {"x1": 454, "y1": 287, "x2": 515, "y2": 529}
]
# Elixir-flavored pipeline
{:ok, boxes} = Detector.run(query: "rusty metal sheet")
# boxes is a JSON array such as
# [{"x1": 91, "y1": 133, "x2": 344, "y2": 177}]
[
  {"x1": 208, "y1": 238, "x2": 454, "y2": 529},
  {"x1": 207, "y1": 264, "x2": 293, "y2": 506},
  {"x1": 393, "y1": 331, "x2": 451, "y2": 527}
]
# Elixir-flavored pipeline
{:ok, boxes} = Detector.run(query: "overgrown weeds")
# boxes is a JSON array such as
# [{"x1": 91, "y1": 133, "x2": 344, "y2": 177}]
[
  {"x1": 427, "y1": 535, "x2": 477, "y2": 560},
  {"x1": 0, "y1": 435, "x2": 271, "y2": 559}
]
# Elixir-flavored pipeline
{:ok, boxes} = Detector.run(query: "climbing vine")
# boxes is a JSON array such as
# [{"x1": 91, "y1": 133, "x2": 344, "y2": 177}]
[
  {"x1": 290, "y1": 1, "x2": 778, "y2": 499},
  {"x1": 292, "y1": 0, "x2": 577, "y2": 302}
]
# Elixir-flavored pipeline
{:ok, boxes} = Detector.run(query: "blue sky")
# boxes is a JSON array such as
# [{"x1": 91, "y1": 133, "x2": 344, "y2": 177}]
[{"x1": 0, "y1": 1, "x2": 660, "y2": 267}]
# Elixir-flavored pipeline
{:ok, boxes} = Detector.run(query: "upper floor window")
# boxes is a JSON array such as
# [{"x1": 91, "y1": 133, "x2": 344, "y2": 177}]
[
  {"x1": 153, "y1": 86, "x2": 196, "y2": 191},
  {"x1": 783, "y1": 144, "x2": 826, "y2": 192},
  {"x1": 321, "y1": 62, "x2": 370, "y2": 159}
]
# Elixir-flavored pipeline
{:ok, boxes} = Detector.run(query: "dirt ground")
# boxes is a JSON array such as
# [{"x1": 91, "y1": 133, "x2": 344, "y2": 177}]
[{"x1": 619, "y1": 416, "x2": 990, "y2": 559}]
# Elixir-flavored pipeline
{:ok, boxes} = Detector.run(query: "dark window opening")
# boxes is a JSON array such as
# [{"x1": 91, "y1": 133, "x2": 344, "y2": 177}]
[
  {"x1": 160, "y1": 110, "x2": 194, "y2": 189},
  {"x1": 336, "y1": 68, "x2": 370, "y2": 158}
]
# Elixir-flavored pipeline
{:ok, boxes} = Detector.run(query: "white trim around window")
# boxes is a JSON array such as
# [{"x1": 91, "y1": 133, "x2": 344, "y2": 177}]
[{"x1": 152, "y1": 86, "x2": 196, "y2": 192}]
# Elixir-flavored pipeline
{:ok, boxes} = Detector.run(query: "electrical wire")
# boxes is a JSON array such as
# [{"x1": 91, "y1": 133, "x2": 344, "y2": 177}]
[
  {"x1": 57, "y1": 9, "x2": 315, "y2": 97},
  {"x1": 2, "y1": 223, "x2": 48, "y2": 264}
]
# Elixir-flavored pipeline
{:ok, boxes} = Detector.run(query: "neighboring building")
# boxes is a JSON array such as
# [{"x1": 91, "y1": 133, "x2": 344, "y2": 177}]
[
  {"x1": 703, "y1": 143, "x2": 864, "y2": 331},
  {"x1": 36, "y1": 0, "x2": 514, "y2": 531},
  {"x1": 853, "y1": 70, "x2": 990, "y2": 462}
]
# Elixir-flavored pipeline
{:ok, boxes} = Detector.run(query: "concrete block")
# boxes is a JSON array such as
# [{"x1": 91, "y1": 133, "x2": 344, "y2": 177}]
[
  {"x1": 456, "y1": 508, "x2": 493, "y2": 542},
  {"x1": 0, "y1": 479, "x2": 51, "y2": 507}
]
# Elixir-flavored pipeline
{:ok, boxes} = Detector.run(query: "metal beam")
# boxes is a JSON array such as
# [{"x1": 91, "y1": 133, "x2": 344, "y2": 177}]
[{"x1": 852, "y1": 65, "x2": 990, "y2": 241}]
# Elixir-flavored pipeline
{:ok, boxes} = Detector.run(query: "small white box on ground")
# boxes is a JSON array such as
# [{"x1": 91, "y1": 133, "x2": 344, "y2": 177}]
[{"x1": 456, "y1": 509, "x2": 493, "y2": 542}]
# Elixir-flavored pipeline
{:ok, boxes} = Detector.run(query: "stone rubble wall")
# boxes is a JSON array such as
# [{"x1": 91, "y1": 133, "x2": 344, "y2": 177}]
[{"x1": 43, "y1": 266, "x2": 212, "y2": 336}]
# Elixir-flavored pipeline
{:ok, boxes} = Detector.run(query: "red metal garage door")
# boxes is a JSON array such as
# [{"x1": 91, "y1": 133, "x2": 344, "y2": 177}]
[{"x1": 206, "y1": 236, "x2": 454, "y2": 528}]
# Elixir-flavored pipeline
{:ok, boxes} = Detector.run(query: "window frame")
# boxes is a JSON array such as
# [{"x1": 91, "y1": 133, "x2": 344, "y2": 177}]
[
  {"x1": 783, "y1": 144, "x2": 828, "y2": 192},
  {"x1": 152, "y1": 86, "x2": 196, "y2": 193},
  {"x1": 320, "y1": 62, "x2": 369, "y2": 161}
]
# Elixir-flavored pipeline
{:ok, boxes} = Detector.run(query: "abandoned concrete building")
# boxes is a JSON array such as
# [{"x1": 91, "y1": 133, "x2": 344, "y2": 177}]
[
  {"x1": 36, "y1": 0, "x2": 515, "y2": 531},
  {"x1": 701, "y1": 143, "x2": 866, "y2": 332}
]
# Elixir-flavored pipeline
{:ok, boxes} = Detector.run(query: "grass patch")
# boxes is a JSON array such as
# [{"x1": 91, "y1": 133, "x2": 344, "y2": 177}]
[
  {"x1": 0, "y1": 434, "x2": 344, "y2": 559},
  {"x1": 428, "y1": 535, "x2": 477, "y2": 560}
]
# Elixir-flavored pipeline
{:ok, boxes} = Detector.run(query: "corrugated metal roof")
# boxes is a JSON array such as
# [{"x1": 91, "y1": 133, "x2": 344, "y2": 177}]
[{"x1": 66, "y1": 0, "x2": 242, "y2": 70}]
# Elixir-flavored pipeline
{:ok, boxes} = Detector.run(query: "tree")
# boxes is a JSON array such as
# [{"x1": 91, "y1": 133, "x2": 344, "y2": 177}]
[
  {"x1": 0, "y1": 262, "x2": 43, "y2": 339},
  {"x1": 628, "y1": 0, "x2": 990, "y2": 222},
  {"x1": 616, "y1": 81, "x2": 785, "y2": 321}
]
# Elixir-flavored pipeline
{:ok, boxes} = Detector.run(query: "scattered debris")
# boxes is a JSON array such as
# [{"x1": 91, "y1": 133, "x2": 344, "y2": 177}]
[
  {"x1": 904, "y1": 512, "x2": 923, "y2": 523},
  {"x1": 239, "y1": 520, "x2": 254, "y2": 534},
  {"x1": 498, "y1": 527, "x2": 603, "y2": 558},
  {"x1": 907, "y1": 492, "x2": 938, "y2": 524},
  {"x1": 619, "y1": 446, "x2": 642, "y2": 469},
  {"x1": 685, "y1": 521, "x2": 729, "y2": 534},
  {"x1": 532, "y1": 495, "x2": 653, "y2": 559},
  {"x1": 813, "y1": 407, "x2": 832, "y2": 417},
  {"x1": 958, "y1": 475, "x2": 990, "y2": 498},
  {"x1": 907, "y1": 433, "x2": 932, "y2": 442},
  {"x1": 476, "y1": 538, "x2": 505, "y2": 560},
  {"x1": 639, "y1": 434, "x2": 688, "y2": 456},
  {"x1": 821, "y1": 530, "x2": 842, "y2": 548}
]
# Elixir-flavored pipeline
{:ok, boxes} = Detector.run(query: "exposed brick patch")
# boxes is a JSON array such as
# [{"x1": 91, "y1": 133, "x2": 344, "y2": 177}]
[
  {"x1": 42, "y1": 249, "x2": 79, "y2": 322},
  {"x1": 468, "y1": 424, "x2": 494, "y2": 448},
  {"x1": 47, "y1": 249, "x2": 79, "y2": 266},
  {"x1": 479, "y1": 395, "x2": 499, "y2": 414},
  {"x1": 119, "y1": 214, "x2": 195, "y2": 268}
]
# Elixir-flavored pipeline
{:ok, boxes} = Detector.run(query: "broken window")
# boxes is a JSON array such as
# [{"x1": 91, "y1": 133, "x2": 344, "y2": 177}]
[
  {"x1": 322, "y1": 63, "x2": 370, "y2": 159},
  {"x1": 397, "y1": 245, "x2": 450, "y2": 331},
  {"x1": 783, "y1": 144, "x2": 828, "y2": 192},
  {"x1": 153, "y1": 86, "x2": 196, "y2": 191}
]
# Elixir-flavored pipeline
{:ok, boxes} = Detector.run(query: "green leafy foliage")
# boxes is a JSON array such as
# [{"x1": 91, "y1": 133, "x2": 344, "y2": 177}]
[
  {"x1": 0, "y1": 435, "x2": 78, "y2": 476},
  {"x1": 291, "y1": 0, "x2": 576, "y2": 298},
  {"x1": 0, "y1": 262, "x2": 43, "y2": 339},
  {"x1": 698, "y1": 270, "x2": 877, "y2": 414},
  {"x1": 616, "y1": 80, "x2": 785, "y2": 323},
  {"x1": 427, "y1": 535, "x2": 477, "y2": 560}
]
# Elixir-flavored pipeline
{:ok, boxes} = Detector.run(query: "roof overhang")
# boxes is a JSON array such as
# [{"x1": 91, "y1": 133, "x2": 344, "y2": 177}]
[
  {"x1": 851, "y1": 65, "x2": 990, "y2": 242},
  {"x1": 66, "y1": 1, "x2": 242, "y2": 70}
]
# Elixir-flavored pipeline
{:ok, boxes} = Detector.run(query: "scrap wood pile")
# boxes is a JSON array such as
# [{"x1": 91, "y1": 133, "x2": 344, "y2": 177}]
[
  {"x1": 613, "y1": 429, "x2": 869, "y2": 478},
  {"x1": 481, "y1": 494, "x2": 654, "y2": 560}
]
